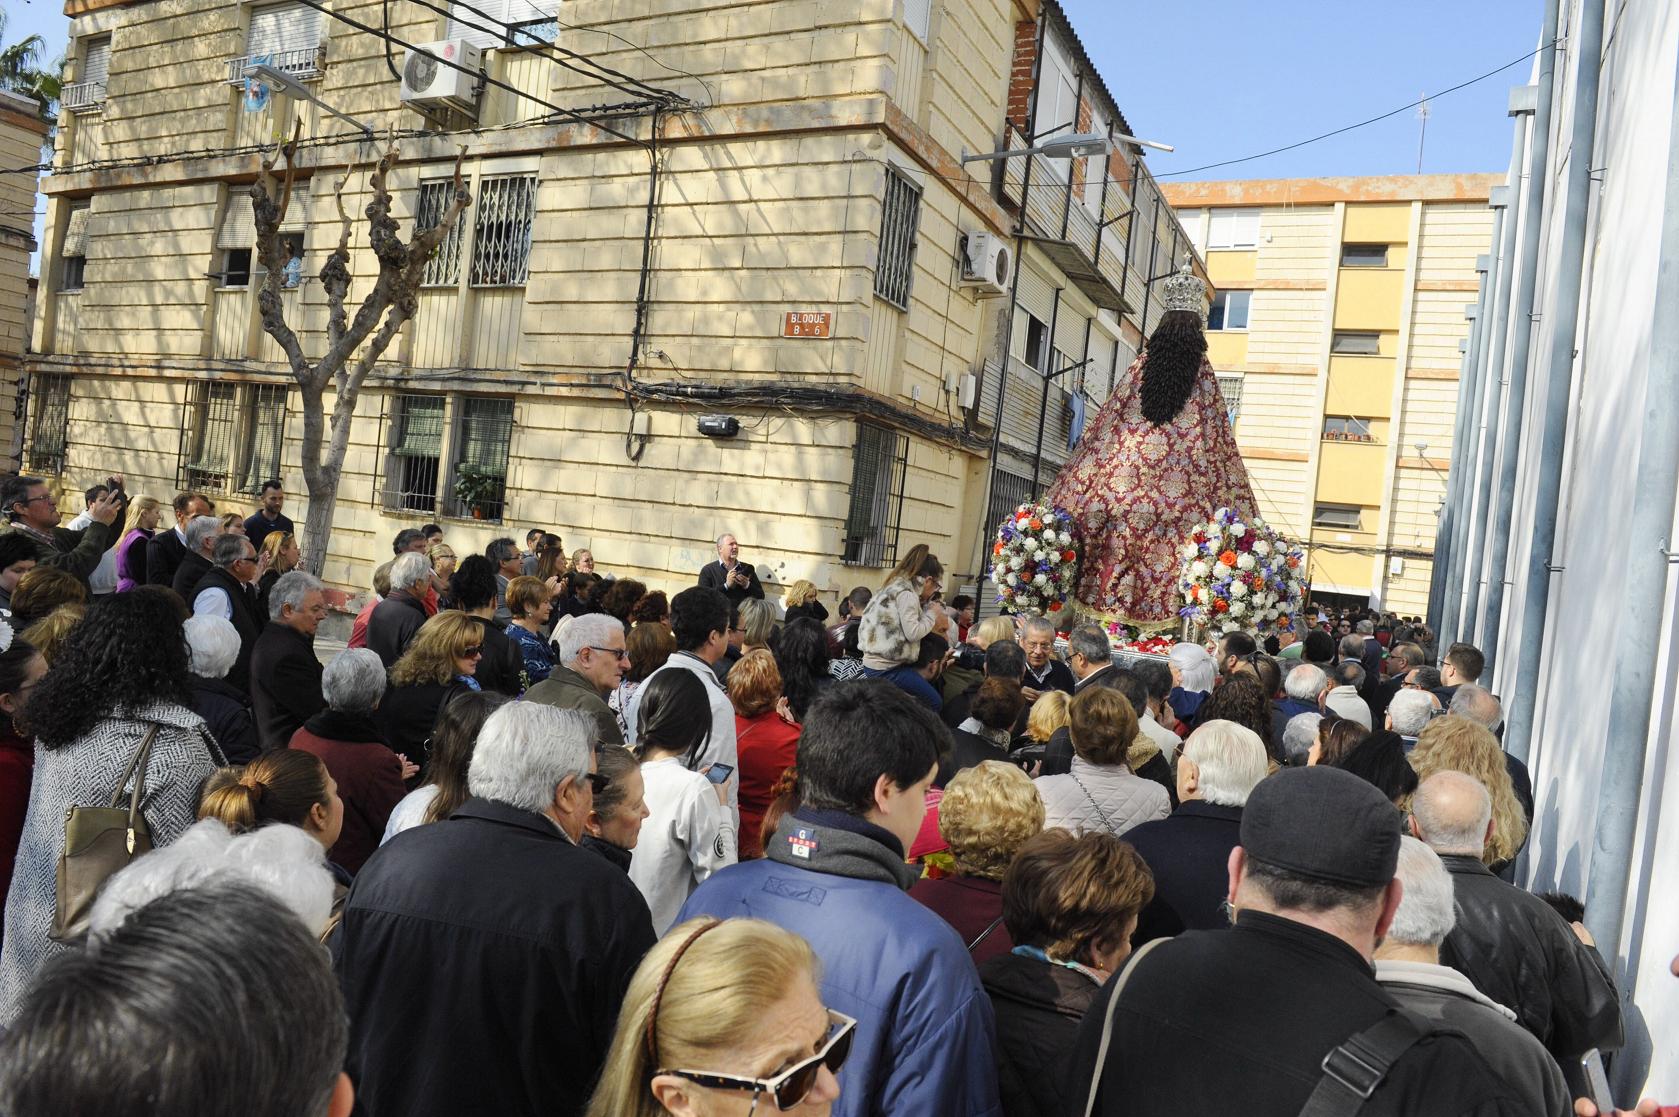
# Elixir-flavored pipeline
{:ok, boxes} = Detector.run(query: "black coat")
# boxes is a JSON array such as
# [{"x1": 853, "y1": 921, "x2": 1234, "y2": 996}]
[
  {"x1": 146, "y1": 527, "x2": 188, "y2": 588},
  {"x1": 331, "y1": 798, "x2": 656, "y2": 1117},
  {"x1": 377, "y1": 680, "x2": 472, "y2": 774},
  {"x1": 697, "y1": 559, "x2": 764, "y2": 607},
  {"x1": 784, "y1": 600, "x2": 829, "y2": 626},
  {"x1": 189, "y1": 674, "x2": 261, "y2": 764},
  {"x1": 1437, "y1": 854, "x2": 1622, "y2": 1061},
  {"x1": 249, "y1": 622, "x2": 325, "y2": 752},
  {"x1": 1071, "y1": 910, "x2": 1526, "y2": 1117},
  {"x1": 467, "y1": 615, "x2": 525, "y2": 697},
  {"x1": 171, "y1": 549, "x2": 215, "y2": 604},
  {"x1": 366, "y1": 592, "x2": 429, "y2": 668},
  {"x1": 193, "y1": 566, "x2": 264, "y2": 692},
  {"x1": 980, "y1": 951, "x2": 1102, "y2": 1117},
  {"x1": 936, "y1": 727, "x2": 1009, "y2": 786},
  {"x1": 1024, "y1": 658, "x2": 1077, "y2": 696},
  {"x1": 1122, "y1": 801, "x2": 1243, "y2": 944}
]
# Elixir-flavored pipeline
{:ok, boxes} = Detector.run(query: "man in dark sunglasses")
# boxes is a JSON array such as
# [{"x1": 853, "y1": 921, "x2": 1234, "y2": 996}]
[{"x1": 525, "y1": 612, "x2": 628, "y2": 745}]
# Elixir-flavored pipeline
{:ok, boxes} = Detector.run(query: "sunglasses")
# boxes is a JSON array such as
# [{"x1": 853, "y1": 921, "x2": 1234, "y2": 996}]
[
  {"x1": 462, "y1": 646, "x2": 484, "y2": 659},
  {"x1": 588, "y1": 645, "x2": 631, "y2": 663},
  {"x1": 660, "y1": 1010, "x2": 856, "y2": 1111}
]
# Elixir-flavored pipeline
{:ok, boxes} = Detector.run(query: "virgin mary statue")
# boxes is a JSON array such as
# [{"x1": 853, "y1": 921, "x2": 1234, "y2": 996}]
[{"x1": 1045, "y1": 264, "x2": 1257, "y2": 628}]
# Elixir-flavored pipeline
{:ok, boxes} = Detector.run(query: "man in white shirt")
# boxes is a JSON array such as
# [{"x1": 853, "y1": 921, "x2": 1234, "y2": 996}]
[{"x1": 65, "y1": 482, "x2": 120, "y2": 596}]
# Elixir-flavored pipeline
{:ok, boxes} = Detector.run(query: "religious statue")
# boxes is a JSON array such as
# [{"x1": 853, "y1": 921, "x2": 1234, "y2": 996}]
[{"x1": 1045, "y1": 264, "x2": 1258, "y2": 628}]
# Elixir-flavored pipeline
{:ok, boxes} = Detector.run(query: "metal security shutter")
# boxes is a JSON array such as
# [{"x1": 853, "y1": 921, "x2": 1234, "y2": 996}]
[
  {"x1": 448, "y1": 0, "x2": 554, "y2": 50},
  {"x1": 1015, "y1": 268, "x2": 1056, "y2": 331},
  {"x1": 842, "y1": 422, "x2": 908, "y2": 566},
  {"x1": 81, "y1": 37, "x2": 111, "y2": 87},
  {"x1": 241, "y1": 385, "x2": 288, "y2": 492},
  {"x1": 387, "y1": 395, "x2": 445, "y2": 513},
  {"x1": 277, "y1": 182, "x2": 310, "y2": 233},
  {"x1": 1055, "y1": 310, "x2": 1087, "y2": 374},
  {"x1": 1087, "y1": 331, "x2": 1117, "y2": 401},
  {"x1": 247, "y1": 1, "x2": 322, "y2": 57},
  {"x1": 874, "y1": 167, "x2": 921, "y2": 311},
  {"x1": 62, "y1": 204, "x2": 91, "y2": 257},
  {"x1": 416, "y1": 178, "x2": 467, "y2": 286},
  {"x1": 395, "y1": 395, "x2": 446, "y2": 458},
  {"x1": 469, "y1": 175, "x2": 536, "y2": 287},
  {"x1": 218, "y1": 194, "x2": 255, "y2": 250}
]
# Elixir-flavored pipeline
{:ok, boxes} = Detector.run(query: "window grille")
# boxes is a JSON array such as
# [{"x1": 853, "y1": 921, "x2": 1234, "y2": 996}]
[
  {"x1": 444, "y1": 396, "x2": 514, "y2": 521},
  {"x1": 841, "y1": 422, "x2": 909, "y2": 566},
  {"x1": 1313, "y1": 503, "x2": 1364, "y2": 531},
  {"x1": 179, "y1": 383, "x2": 242, "y2": 492},
  {"x1": 59, "y1": 203, "x2": 90, "y2": 292},
  {"x1": 1216, "y1": 375, "x2": 1244, "y2": 423},
  {"x1": 469, "y1": 175, "x2": 536, "y2": 287},
  {"x1": 240, "y1": 384, "x2": 289, "y2": 493},
  {"x1": 25, "y1": 374, "x2": 72, "y2": 476},
  {"x1": 984, "y1": 469, "x2": 1034, "y2": 544},
  {"x1": 416, "y1": 179, "x2": 467, "y2": 287},
  {"x1": 1331, "y1": 331, "x2": 1382, "y2": 356},
  {"x1": 874, "y1": 167, "x2": 921, "y2": 311},
  {"x1": 382, "y1": 394, "x2": 446, "y2": 513}
]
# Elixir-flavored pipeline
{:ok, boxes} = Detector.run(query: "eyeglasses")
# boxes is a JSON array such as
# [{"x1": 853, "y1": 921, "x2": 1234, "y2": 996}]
[
  {"x1": 21, "y1": 494, "x2": 53, "y2": 505},
  {"x1": 588, "y1": 645, "x2": 631, "y2": 663},
  {"x1": 660, "y1": 1010, "x2": 856, "y2": 1112},
  {"x1": 462, "y1": 646, "x2": 484, "y2": 659},
  {"x1": 584, "y1": 771, "x2": 612, "y2": 794}
]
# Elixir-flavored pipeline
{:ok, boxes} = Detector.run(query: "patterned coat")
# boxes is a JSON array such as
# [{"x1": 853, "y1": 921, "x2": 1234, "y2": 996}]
[
  {"x1": 0, "y1": 702, "x2": 223, "y2": 1023},
  {"x1": 1046, "y1": 353, "x2": 1256, "y2": 626},
  {"x1": 857, "y1": 578, "x2": 941, "y2": 671}
]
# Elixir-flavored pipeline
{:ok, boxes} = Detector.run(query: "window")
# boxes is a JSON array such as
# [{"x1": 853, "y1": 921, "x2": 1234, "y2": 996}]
[
  {"x1": 874, "y1": 167, "x2": 921, "y2": 311},
  {"x1": 25, "y1": 374, "x2": 72, "y2": 476},
  {"x1": 1208, "y1": 290, "x2": 1251, "y2": 331},
  {"x1": 902, "y1": 0, "x2": 932, "y2": 43},
  {"x1": 59, "y1": 203, "x2": 90, "y2": 291},
  {"x1": 216, "y1": 193, "x2": 255, "y2": 288},
  {"x1": 416, "y1": 178, "x2": 467, "y2": 287},
  {"x1": 1023, "y1": 314, "x2": 1048, "y2": 371},
  {"x1": 1330, "y1": 331, "x2": 1382, "y2": 355},
  {"x1": 1176, "y1": 208, "x2": 1207, "y2": 253},
  {"x1": 1323, "y1": 416, "x2": 1375, "y2": 442},
  {"x1": 275, "y1": 181, "x2": 309, "y2": 288},
  {"x1": 469, "y1": 175, "x2": 536, "y2": 287},
  {"x1": 381, "y1": 395, "x2": 446, "y2": 513},
  {"x1": 842, "y1": 422, "x2": 908, "y2": 566},
  {"x1": 238, "y1": 1, "x2": 324, "y2": 80},
  {"x1": 1341, "y1": 244, "x2": 1388, "y2": 268},
  {"x1": 1215, "y1": 375, "x2": 1244, "y2": 422},
  {"x1": 178, "y1": 382, "x2": 288, "y2": 493},
  {"x1": 447, "y1": 0, "x2": 554, "y2": 49},
  {"x1": 1206, "y1": 208, "x2": 1260, "y2": 249},
  {"x1": 1313, "y1": 503, "x2": 1365, "y2": 531},
  {"x1": 443, "y1": 397, "x2": 514, "y2": 522},
  {"x1": 64, "y1": 36, "x2": 109, "y2": 112},
  {"x1": 984, "y1": 469, "x2": 1035, "y2": 562}
]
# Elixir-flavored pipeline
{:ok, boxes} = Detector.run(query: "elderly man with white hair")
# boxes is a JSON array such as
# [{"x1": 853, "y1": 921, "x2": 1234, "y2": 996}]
[
  {"x1": 1122, "y1": 719, "x2": 1271, "y2": 943},
  {"x1": 250, "y1": 569, "x2": 328, "y2": 752},
  {"x1": 1373, "y1": 836, "x2": 1571, "y2": 1116},
  {"x1": 184, "y1": 614, "x2": 260, "y2": 763},
  {"x1": 170, "y1": 513, "x2": 225, "y2": 604},
  {"x1": 1280, "y1": 711, "x2": 1322, "y2": 767},
  {"x1": 1272, "y1": 662, "x2": 1327, "y2": 744},
  {"x1": 1410, "y1": 771, "x2": 1622, "y2": 1063},
  {"x1": 331, "y1": 702, "x2": 655, "y2": 1117},
  {"x1": 366, "y1": 551, "x2": 432, "y2": 668},
  {"x1": 524, "y1": 612, "x2": 627, "y2": 745},
  {"x1": 1019, "y1": 614, "x2": 1075, "y2": 699},
  {"x1": 1387, "y1": 686, "x2": 1438, "y2": 748}
]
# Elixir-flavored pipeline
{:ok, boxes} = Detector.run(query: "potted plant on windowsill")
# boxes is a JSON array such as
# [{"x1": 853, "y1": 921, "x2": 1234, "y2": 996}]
[{"x1": 453, "y1": 464, "x2": 500, "y2": 520}]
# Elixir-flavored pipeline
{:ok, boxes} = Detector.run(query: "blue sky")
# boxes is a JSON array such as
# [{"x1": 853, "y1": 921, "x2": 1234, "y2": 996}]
[{"x1": 1057, "y1": 0, "x2": 1542, "y2": 181}]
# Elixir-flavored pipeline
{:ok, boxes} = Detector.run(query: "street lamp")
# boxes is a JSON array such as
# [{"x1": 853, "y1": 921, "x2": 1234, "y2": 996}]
[
  {"x1": 244, "y1": 63, "x2": 375, "y2": 138},
  {"x1": 961, "y1": 130, "x2": 1175, "y2": 165}
]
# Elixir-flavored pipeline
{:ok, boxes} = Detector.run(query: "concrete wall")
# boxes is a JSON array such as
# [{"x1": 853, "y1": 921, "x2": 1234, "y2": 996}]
[{"x1": 0, "y1": 93, "x2": 48, "y2": 472}]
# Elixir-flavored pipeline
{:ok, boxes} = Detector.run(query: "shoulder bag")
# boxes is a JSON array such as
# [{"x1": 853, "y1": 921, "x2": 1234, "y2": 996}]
[{"x1": 50, "y1": 724, "x2": 161, "y2": 941}]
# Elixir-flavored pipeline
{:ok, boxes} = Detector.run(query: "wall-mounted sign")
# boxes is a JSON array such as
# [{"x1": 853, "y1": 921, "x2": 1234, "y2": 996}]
[{"x1": 782, "y1": 311, "x2": 832, "y2": 338}]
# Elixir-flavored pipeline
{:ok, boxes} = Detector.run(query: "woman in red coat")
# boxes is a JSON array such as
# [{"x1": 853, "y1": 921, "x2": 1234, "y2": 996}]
[
  {"x1": 728, "y1": 650, "x2": 800, "y2": 859},
  {"x1": 0, "y1": 634, "x2": 47, "y2": 935}
]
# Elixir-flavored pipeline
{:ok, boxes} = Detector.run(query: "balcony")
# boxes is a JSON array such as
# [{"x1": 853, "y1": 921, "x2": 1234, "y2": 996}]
[
  {"x1": 226, "y1": 46, "x2": 325, "y2": 85},
  {"x1": 61, "y1": 81, "x2": 106, "y2": 114},
  {"x1": 999, "y1": 124, "x2": 1131, "y2": 314}
]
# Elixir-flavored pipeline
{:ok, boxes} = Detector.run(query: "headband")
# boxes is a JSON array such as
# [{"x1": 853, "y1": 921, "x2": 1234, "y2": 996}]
[{"x1": 643, "y1": 918, "x2": 724, "y2": 1063}]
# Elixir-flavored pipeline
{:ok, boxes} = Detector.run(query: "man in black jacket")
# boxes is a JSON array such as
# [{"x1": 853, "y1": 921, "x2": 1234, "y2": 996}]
[
  {"x1": 1410, "y1": 770, "x2": 1623, "y2": 1062},
  {"x1": 146, "y1": 491, "x2": 211, "y2": 588},
  {"x1": 190, "y1": 533, "x2": 266, "y2": 692},
  {"x1": 940, "y1": 638, "x2": 1024, "y2": 730},
  {"x1": 1070, "y1": 766, "x2": 1524, "y2": 1117},
  {"x1": 366, "y1": 552, "x2": 431, "y2": 667},
  {"x1": 249, "y1": 571, "x2": 327, "y2": 751},
  {"x1": 697, "y1": 532, "x2": 763, "y2": 606},
  {"x1": 170, "y1": 514, "x2": 224, "y2": 605},
  {"x1": 332, "y1": 702, "x2": 655, "y2": 1117}
]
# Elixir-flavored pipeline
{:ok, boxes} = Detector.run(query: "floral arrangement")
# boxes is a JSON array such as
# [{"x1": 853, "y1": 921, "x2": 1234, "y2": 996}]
[
  {"x1": 1177, "y1": 507, "x2": 1306, "y2": 636},
  {"x1": 1104, "y1": 623, "x2": 1176, "y2": 657},
  {"x1": 990, "y1": 502, "x2": 1079, "y2": 617}
]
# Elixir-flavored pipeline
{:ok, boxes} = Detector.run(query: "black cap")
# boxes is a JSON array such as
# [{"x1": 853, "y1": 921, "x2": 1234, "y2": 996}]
[{"x1": 1240, "y1": 766, "x2": 1401, "y2": 889}]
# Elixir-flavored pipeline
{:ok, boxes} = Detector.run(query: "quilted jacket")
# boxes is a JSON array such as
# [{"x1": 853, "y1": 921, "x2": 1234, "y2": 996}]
[{"x1": 1035, "y1": 756, "x2": 1170, "y2": 837}]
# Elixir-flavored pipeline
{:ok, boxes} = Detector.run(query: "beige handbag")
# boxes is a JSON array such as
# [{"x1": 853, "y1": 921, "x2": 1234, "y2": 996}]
[{"x1": 50, "y1": 725, "x2": 160, "y2": 941}]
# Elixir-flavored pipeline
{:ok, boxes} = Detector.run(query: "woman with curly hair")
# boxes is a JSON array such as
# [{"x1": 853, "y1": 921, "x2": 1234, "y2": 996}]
[
  {"x1": 599, "y1": 578, "x2": 647, "y2": 631},
  {"x1": 1193, "y1": 674, "x2": 1279, "y2": 763},
  {"x1": 729, "y1": 649, "x2": 799, "y2": 859},
  {"x1": 1409, "y1": 715, "x2": 1529, "y2": 868},
  {"x1": 782, "y1": 579, "x2": 829, "y2": 626},
  {"x1": 0, "y1": 590, "x2": 225, "y2": 1019},
  {"x1": 772, "y1": 617, "x2": 830, "y2": 722},
  {"x1": 627, "y1": 590, "x2": 668, "y2": 628},
  {"x1": 377, "y1": 611, "x2": 486, "y2": 774}
]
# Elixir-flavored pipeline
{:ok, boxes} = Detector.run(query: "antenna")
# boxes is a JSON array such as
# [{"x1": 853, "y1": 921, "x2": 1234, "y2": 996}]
[{"x1": 1416, "y1": 94, "x2": 1431, "y2": 174}]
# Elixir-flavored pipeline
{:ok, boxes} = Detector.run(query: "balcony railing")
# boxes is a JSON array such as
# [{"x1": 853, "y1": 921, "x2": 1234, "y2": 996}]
[
  {"x1": 1000, "y1": 123, "x2": 1132, "y2": 313},
  {"x1": 227, "y1": 46, "x2": 325, "y2": 85},
  {"x1": 61, "y1": 81, "x2": 106, "y2": 113}
]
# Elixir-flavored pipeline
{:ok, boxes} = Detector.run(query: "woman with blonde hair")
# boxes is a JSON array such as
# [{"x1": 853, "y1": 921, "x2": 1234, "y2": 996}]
[
  {"x1": 20, "y1": 605, "x2": 85, "y2": 667},
  {"x1": 857, "y1": 543, "x2": 943, "y2": 672},
  {"x1": 256, "y1": 530, "x2": 300, "y2": 620},
  {"x1": 428, "y1": 541, "x2": 458, "y2": 609},
  {"x1": 783, "y1": 580, "x2": 829, "y2": 627},
  {"x1": 1409, "y1": 714, "x2": 1529, "y2": 867},
  {"x1": 1024, "y1": 688, "x2": 1070, "y2": 745},
  {"x1": 737, "y1": 597, "x2": 776, "y2": 654},
  {"x1": 115, "y1": 494, "x2": 163, "y2": 592},
  {"x1": 198, "y1": 748, "x2": 343, "y2": 855},
  {"x1": 377, "y1": 611, "x2": 485, "y2": 773},
  {"x1": 910, "y1": 761, "x2": 1044, "y2": 963},
  {"x1": 585, "y1": 917, "x2": 847, "y2": 1117},
  {"x1": 968, "y1": 614, "x2": 1018, "y2": 651}
]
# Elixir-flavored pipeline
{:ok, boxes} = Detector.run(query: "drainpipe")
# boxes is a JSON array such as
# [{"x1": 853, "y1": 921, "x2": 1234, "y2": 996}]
[
  {"x1": 1434, "y1": 273, "x2": 1488, "y2": 645},
  {"x1": 1479, "y1": 75, "x2": 1555, "y2": 681},
  {"x1": 1581, "y1": 0, "x2": 1656, "y2": 963},
  {"x1": 1504, "y1": 0, "x2": 1580, "y2": 763}
]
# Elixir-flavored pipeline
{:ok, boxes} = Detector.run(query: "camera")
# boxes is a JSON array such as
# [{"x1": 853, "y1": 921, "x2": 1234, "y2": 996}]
[{"x1": 951, "y1": 642, "x2": 986, "y2": 672}]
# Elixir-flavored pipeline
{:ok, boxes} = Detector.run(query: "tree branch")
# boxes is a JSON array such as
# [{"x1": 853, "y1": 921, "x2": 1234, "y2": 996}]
[{"x1": 252, "y1": 119, "x2": 309, "y2": 379}]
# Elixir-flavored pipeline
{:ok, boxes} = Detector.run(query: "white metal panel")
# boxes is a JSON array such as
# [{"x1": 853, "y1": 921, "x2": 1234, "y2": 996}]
[
  {"x1": 80, "y1": 37, "x2": 110, "y2": 87},
  {"x1": 62, "y1": 205, "x2": 91, "y2": 257},
  {"x1": 1208, "y1": 207, "x2": 1260, "y2": 249},
  {"x1": 277, "y1": 182, "x2": 310, "y2": 232},
  {"x1": 246, "y1": 1, "x2": 322, "y2": 56},
  {"x1": 217, "y1": 194, "x2": 255, "y2": 250},
  {"x1": 448, "y1": 0, "x2": 553, "y2": 50},
  {"x1": 902, "y1": 0, "x2": 932, "y2": 43}
]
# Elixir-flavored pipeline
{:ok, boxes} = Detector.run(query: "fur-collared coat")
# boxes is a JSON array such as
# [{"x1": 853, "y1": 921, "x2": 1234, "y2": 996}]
[{"x1": 857, "y1": 578, "x2": 941, "y2": 671}]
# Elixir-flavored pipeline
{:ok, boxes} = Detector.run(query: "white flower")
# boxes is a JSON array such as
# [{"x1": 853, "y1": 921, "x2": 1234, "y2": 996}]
[
  {"x1": 1253, "y1": 540, "x2": 1272, "y2": 557},
  {"x1": 1228, "y1": 600, "x2": 1247, "y2": 617},
  {"x1": 1230, "y1": 523, "x2": 1245, "y2": 536},
  {"x1": 1010, "y1": 557, "x2": 1024, "y2": 571},
  {"x1": 1213, "y1": 562, "x2": 1231, "y2": 579},
  {"x1": 1034, "y1": 573, "x2": 1048, "y2": 586},
  {"x1": 1236, "y1": 554, "x2": 1255, "y2": 571},
  {"x1": 1190, "y1": 560, "x2": 1208, "y2": 578},
  {"x1": 1229, "y1": 581, "x2": 1248, "y2": 598}
]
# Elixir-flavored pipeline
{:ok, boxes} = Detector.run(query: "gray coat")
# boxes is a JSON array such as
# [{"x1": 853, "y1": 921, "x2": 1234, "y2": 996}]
[
  {"x1": 1035, "y1": 755, "x2": 1170, "y2": 837},
  {"x1": 0, "y1": 702, "x2": 223, "y2": 1023}
]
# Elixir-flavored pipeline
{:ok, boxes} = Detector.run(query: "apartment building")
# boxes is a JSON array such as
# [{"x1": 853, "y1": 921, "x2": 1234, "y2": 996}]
[
  {"x1": 24, "y1": 0, "x2": 1192, "y2": 604},
  {"x1": 0, "y1": 90, "x2": 49, "y2": 471},
  {"x1": 1163, "y1": 174, "x2": 1499, "y2": 615}
]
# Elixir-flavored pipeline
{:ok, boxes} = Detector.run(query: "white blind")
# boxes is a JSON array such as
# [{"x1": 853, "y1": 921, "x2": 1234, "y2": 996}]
[
  {"x1": 1208, "y1": 208, "x2": 1260, "y2": 249},
  {"x1": 81, "y1": 38, "x2": 111, "y2": 87},
  {"x1": 902, "y1": 0, "x2": 932, "y2": 42},
  {"x1": 217, "y1": 194, "x2": 255, "y2": 250},
  {"x1": 277, "y1": 182, "x2": 310, "y2": 232},
  {"x1": 1055, "y1": 309, "x2": 1087, "y2": 368},
  {"x1": 1015, "y1": 267, "x2": 1056, "y2": 325},
  {"x1": 247, "y1": 1, "x2": 322, "y2": 57},
  {"x1": 447, "y1": 0, "x2": 553, "y2": 50},
  {"x1": 62, "y1": 205, "x2": 91, "y2": 258}
]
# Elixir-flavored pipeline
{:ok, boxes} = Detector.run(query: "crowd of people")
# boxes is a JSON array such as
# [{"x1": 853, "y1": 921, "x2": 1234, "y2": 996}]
[{"x1": 0, "y1": 478, "x2": 1671, "y2": 1116}]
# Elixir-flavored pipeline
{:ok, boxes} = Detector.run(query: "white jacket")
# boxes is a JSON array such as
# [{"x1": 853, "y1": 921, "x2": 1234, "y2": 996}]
[
  {"x1": 629, "y1": 757, "x2": 737, "y2": 934},
  {"x1": 623, "y1": 651, "x2": 738, "y2": 822},
  {"x1": 857, "y1": 579, "x2": 940, "y2": 671},
  {"x1": 1035, "y1": 756, "x2": 1170, "y2": 837}
]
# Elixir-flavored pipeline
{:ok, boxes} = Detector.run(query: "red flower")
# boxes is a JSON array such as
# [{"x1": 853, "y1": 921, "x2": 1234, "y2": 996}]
[
  {"x1": 1219, "y1": 550, "x2": 1239, "y2": 568},
  {"x1": 993, "y1": 542, "x2": 1004, "y2": 555},
  {"x1": 1048, "y1": 601, "x2": 1063, "y2": 612},
  {"x1": 1213, "y1": 599, "x2": 1230, "y2": 614},
  {"x1": 1029, "y1": 518, "x2": 1043, "y2": 531},
  {"x1": 1193, "y1": 532, "x2": 1207, "y2": 544},
  {"x1": 1062, "y1": 550, "x2": 1076, "y2": 562}
]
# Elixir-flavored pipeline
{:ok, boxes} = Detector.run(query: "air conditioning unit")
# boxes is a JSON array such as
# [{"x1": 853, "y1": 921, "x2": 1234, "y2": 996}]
[
  {"x1": 959, "y1": 232, "x2": 1012, "y2": 296},
  {"x1": 400, "y1": 39, "x2": 482, "y2": 114}
]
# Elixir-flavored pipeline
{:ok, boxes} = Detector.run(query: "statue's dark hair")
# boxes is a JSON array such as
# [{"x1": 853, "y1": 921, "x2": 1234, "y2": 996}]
[{"x1": 1139, "y1": 310, "x2": 1208, "y2": 423}]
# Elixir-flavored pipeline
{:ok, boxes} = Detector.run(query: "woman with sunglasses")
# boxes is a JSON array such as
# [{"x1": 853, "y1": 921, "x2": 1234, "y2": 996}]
[
  {"x1": 378, "y1": 612, "x2": 485, "y2": 776},
  {"x1": 587, "y1": 917, "x2": 846, "y2": 1117},
  {"x1": 629, "y1": 670, "x2": 737, "y2": 934}
]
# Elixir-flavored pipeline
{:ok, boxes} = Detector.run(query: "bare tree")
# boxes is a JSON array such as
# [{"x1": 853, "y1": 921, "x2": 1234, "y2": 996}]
[{"x1": 251, "y1": 126, "x2": 470, "y2": 577}]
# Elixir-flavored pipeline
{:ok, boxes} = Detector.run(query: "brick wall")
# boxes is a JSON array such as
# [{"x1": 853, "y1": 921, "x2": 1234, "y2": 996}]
[{"x1": 1005, "y1": 20, "x2": 1037, "y2": 130}]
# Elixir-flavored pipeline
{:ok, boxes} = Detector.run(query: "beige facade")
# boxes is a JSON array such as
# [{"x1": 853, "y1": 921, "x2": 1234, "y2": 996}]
[
  {"x1": 1164, "y1": 175, "x2": 1498, "y2": 616},
  {"x1": 0, "y1": 91, "x2": 48, "y2": 473},
  {"x1": 27, "y1": 0, "x2": 1191, "y2": 608}
]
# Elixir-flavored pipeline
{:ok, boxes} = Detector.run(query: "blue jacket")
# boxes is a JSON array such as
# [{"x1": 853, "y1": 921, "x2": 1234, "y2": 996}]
[{"x1": 678, "y1": 810, "x2": 1002, "y2": 1117}]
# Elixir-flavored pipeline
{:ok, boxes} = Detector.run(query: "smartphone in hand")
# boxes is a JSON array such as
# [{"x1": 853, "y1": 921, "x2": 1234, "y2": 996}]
[
  {"x1": 704, "y1": 763, "x2": 735, "y2": 785},
  {"x1": 1582, "y1": 1049, "x2": 1614, "y2": 1115}
]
